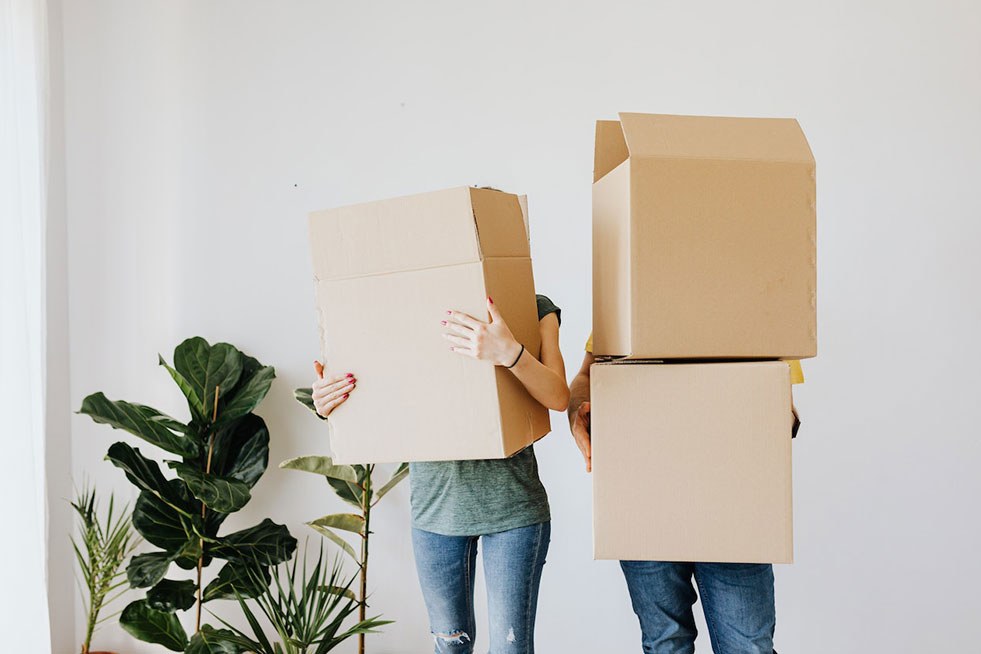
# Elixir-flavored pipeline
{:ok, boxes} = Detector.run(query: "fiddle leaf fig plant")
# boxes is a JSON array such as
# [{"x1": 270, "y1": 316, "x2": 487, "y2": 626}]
[{"x1": 79, "y1": 337, "x2": 297, "y2": 651}]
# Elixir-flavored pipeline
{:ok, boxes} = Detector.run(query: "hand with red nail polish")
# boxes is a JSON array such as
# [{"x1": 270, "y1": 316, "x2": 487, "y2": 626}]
[
  {"x1": 441, "y1": 296, "x2": 522, "y2": 366},
  {"x1": 310, "y1": 360, "x2": 357, "y2": 418}
]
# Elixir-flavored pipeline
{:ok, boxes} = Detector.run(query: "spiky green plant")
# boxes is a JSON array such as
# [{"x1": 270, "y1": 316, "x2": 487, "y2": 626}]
[
  {"x1": 72, "y1": 485, "x2": 140, "y2": 654},
  {"x1": 195, "y1": 543, "x2": 391, "y2": 654}
]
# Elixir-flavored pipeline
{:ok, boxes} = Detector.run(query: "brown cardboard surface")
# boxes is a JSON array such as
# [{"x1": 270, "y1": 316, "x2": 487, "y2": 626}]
[
  {"x1": 591, "y1": 360, "x2": 793, "y2": 563},
  {"x1": 592, "y1": 113, "x2": 817, "y2": 359},
  {"x1": 309, "y1": 187, "x2": 550, "y2": 464}
]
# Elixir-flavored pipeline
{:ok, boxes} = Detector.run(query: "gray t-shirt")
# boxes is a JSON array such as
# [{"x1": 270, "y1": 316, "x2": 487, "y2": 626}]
[{"x1": 409, "y1": 295, "x2": 560, "y2": 536}]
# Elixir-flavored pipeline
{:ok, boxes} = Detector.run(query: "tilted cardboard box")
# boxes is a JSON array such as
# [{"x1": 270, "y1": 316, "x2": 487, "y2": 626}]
[
  {"x1": 593, "y1": 112, "x2": 817, "y2": 359},
  {"x1": 591, "y1": 360, "x2": 794, "y2": 563},
  {"x1": 308, "y1": 187, "x2": 550, "y2": 464}
]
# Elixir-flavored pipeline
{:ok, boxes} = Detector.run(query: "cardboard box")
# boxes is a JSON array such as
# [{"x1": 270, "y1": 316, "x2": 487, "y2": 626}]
[
  {"x1": 591, "y1": 360, "x2": 793, "y2": 563},
  {"x1": 592, "y1": 112, "x2": 817, "y2": 359},
  {"x1": 308, "y1": 187, "x2": 550, "y2": 464}
]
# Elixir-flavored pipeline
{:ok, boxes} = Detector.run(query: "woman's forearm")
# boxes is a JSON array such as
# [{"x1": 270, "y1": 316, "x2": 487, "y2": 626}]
[{"x1": 509, "y1": 350, "x2": 570, "y2": 411}]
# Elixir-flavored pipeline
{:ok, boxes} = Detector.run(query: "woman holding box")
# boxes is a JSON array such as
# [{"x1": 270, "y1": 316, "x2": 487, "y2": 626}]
[{"x1": 311, "y1": 294, "x2": 568, "y2": 654}]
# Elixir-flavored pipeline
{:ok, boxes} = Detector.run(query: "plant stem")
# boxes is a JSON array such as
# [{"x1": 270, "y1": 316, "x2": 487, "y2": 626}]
[
  {"x1": 196, "y1": 384, "x2": 220, "y2": 633},
  {"x1": 358, "y1": 465, "x2": 373, "y2": 654}
]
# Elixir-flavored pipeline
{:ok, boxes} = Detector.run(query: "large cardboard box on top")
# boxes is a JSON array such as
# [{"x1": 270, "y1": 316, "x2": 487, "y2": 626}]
[
  {"x1": 591, "y1": 360, "x2": 794, "y2": 563},
  {"x1": 593, "y1": 113, "x2": 817, "y2": 359},
  {"x1": 308, "y1": 187, "x2": 550, "y2": 464}
]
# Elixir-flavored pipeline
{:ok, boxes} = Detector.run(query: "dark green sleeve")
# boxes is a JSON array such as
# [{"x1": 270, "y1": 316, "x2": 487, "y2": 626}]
[{"x1": 536, "y1": 294, "x2": 561, "y2": 325}]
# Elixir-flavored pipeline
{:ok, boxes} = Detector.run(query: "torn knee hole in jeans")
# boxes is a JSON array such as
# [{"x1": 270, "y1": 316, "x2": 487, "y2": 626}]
[{"x1": 433, "y1": 629, "x2": 471, "y2": 645}]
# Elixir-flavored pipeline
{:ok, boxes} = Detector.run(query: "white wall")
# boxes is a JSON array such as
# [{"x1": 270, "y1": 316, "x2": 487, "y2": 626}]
[{"x1": 61, "y1": 1, "x2": 981, "y2": 652}]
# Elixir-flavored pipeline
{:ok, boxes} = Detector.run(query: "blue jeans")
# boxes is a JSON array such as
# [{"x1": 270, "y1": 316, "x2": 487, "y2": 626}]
[
  {"x1": 411, "y1": 522, "x2": 550, "y2": 654},
  {"x1": 619, "y1": 561, "x2": 776, "y2": 654}
]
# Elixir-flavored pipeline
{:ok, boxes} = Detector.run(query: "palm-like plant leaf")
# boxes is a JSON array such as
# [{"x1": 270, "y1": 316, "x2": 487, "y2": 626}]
[
  {"x1": 72, "y1": 486, "x2": 139, "y2": 653},
  {"x1": 205, "y1": 545, "x2": 390, "y2": 654}
]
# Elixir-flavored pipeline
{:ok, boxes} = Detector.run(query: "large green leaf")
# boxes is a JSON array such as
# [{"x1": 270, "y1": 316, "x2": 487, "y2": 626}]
[
  {"x1": 127, "y1": 551, "x2": 174, "y2": 588},
  {"x1": 133, "y1": 486, "x2": 191, "y2": 552},
  {"x1": 374, "y1": 462, "x2": 409, "y2": 501},
  {"x1": 211, "y1": 414, "x2": 269, "y2": 488},
  {"x1": 280, "y1": 455, "x2": 357, "y2": 482},
  {"x1": 120, "y1": 599, "x2": 188, "y2": 651},
  {"x1": 202, "y1": 561, "x2": 270, "y2": 602},
  {"x1": 308, "y1": 523, "x2": 357, "y2": 561},
  {"x1": 211, "y1": 519, "x2": 297, "y2": 566},
  {"x1": 173, "y1": 338, "x2": 243, "y2": 421},
  {"x1": 80, "y1": 393, "x2": 198, "y2": 457},
  {"x1": 158, "y1": 354, "x2": 207, "y2": 420},
  {"x1": 219, "y1": 361, "x2": 275, "y2": 423},
  {"x1": 308, "y1": 513, "x2": 364, "y2": 535},
  {"x1": 146, "y1": 578, "x2": 197, "y2": 612},
  {"x1": 106, "y1": 442, "x2": 186, "y2": 510},
  {"x1": 169, "y1": 463, "x2": 251, "y2": 513},
  {"x1": 186, "y1": 626, "x2": 247, "y2": 654},
  {"x1": 294, "y1": 387, "x2": 326, "y2": 420}
]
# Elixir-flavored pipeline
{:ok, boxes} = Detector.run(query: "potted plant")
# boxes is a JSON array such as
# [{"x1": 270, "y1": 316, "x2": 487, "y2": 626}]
[
  {"x1": 286, "y1": 388, "x2": 409, "y2": 654},
  {"x1": 72, "y1": 485, "x2": 139, "y2": 654},
  {"x1": 197, "y1": 543, "x2": 390, "y2": 653},
  {"x1": 78, "y1": 337, "x2": 297, "y2": 651}
]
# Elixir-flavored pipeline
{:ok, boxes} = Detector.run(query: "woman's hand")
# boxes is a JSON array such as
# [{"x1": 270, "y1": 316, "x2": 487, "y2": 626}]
[
  {"x1": 311, "y1": 360, "x2": 356, "y2": 418},
  {"x1": 442, "y1": 297, "x2": 523, "y2": 367}
]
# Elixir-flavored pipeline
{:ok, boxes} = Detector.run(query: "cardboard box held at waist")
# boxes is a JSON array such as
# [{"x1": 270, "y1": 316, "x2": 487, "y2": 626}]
[
  {"x1": 308, "y1": 187, "x2": 550, "y2": 464},
  {"x1": 591, "y1": 360, "x2": 795, "y2": 564}
]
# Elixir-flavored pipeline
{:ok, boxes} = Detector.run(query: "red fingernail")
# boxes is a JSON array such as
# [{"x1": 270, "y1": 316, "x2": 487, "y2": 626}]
[
  {"x1": 446, "y1": 310, "x2": 451, "y2": 315},
  {"x1": 441, "y1": 320, "x2": 447, "y2": 325},
  {"x1": 346, "y1": 373, "x2": 353, "y2": 378},
  {"x1": 488, "y1": 296, "x2": 494, "y2": 304},
  {"x1": 343, "y1": 393, "x2": 349, "y2": 398}
]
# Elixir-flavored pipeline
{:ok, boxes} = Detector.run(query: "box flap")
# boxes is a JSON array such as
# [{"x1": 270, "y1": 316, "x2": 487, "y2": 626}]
[
  {"x1": 468, "y1": 188, "x2": 530, "y2": 258},
  {"x1": 309, "y1": 186, "x2": 481, "y2": 281},
  {"x1": 517, "y1": 194, "x2": 530, "y2": 242},
  {"x1": 618, "y1": 112, "x2": 814, "y2": 163},
  {"x1": 594, "y1": 120, "x2": 629, "y2": 182}
]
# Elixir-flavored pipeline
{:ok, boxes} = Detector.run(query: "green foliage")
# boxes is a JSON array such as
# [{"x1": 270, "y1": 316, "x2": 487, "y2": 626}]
[
  {"x1": 79, "y1": 337, "x2": 296, "y2": 651},
  {"x1": 283, "y1": 393, "x2": 411, "y2": 653},
  {"x1": 205, "y1": 544, "x2": 391, "y2": 654},
  {"x1": 72, "y1": 485, "x2": 139, "y2": 654}
]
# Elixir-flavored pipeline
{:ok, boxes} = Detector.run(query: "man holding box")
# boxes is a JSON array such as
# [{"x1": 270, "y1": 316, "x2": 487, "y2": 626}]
[{"x1": 568, "y1": 336, "x2": 803, "y2": 654}]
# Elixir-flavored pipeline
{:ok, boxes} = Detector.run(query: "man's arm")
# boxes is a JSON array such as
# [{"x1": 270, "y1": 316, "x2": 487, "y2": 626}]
[{"x1": 567, "y1": 352, "x2": 595, "y2": 472}]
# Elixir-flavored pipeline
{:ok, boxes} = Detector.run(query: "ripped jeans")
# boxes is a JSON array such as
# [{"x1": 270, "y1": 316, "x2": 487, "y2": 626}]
[{"x1": 411, "y1": 522, "x2": 550, "y2": 654}]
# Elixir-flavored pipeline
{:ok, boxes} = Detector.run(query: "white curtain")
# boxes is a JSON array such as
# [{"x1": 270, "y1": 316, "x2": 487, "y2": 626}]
[{"x1": 0, "y1": 0, "x2": 53, "y2": 649}]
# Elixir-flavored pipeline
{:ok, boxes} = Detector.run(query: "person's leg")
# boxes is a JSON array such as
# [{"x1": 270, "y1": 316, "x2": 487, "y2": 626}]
[
  {"x1": 411, "y1": 527, "x2": 479, "y2": 653},
  {"x1": 481, "y1": 521, "x2": 550, "y2": 654},
  {"x1": 694, "y1": 562, "x2": 775, "y2": 654},
  {"x1": 619, "y1": 561, "x2": 699, "y2": 654}
]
